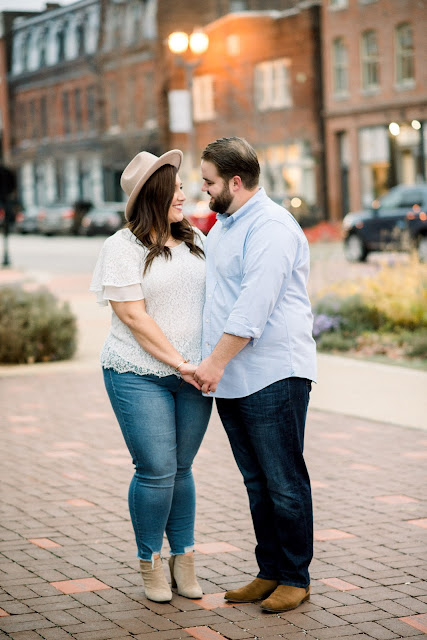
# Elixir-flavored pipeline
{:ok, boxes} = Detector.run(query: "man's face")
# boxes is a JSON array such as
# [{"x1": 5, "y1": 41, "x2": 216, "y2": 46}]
[{"x1": 201, "y1": 160, "x2": 234, "y2": 214}]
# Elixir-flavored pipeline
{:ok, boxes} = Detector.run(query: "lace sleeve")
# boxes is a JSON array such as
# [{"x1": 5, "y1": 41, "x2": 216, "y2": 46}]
[{"x1": 90, "y1": 233, "x2": 145, "y2": 306}]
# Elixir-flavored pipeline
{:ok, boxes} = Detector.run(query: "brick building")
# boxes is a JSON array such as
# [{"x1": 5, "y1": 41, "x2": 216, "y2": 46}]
[
  {"x1": 6, "y1": 0, "x2": 317, "y2": 210},
  {"x1": 6, "y1": 0, "x2": 160, "y2": 209},
  {"x1": 166, "y1": 4, "x2": 326, "y2": 217},
  {"x1": 322, "y1": 0, "x2": 427, "y2": 221}
]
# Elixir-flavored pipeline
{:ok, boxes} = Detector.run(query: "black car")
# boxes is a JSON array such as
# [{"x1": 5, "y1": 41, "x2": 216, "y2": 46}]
[{"x1": 342, "y1": 184, "x2": 427, "y2": 262}]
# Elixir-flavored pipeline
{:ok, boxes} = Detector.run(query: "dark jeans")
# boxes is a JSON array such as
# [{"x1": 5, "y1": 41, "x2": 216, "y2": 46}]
[{"x1": 216, "y1": 377, "x2": 313, "y2": 588}]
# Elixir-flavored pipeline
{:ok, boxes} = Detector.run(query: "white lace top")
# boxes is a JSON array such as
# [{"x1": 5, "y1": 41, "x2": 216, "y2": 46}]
[{"x1": 90, "y1": 227, "x2": 206, "y2": 377}]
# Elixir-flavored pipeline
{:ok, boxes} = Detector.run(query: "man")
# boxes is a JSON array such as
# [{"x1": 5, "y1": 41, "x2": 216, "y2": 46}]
[{"x1": 193, "y1": 137, "x2": 317, "y2": 613}]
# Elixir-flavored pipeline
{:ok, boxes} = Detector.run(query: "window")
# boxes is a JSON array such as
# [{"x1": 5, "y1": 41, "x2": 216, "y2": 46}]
[
  {"x1": 76, "y1": 22, "x2": 85, "y2": 56},
  {"x1": 62, "y1": 91, "x2": 71, "y2": 135},
  {"x1": 330, "y1": 0, "x2": 348, "y2": 7},
  {"x1": 87, "y1": 86, "x2": 96, "y2": 130},
  {"x1": 109, "y1": 81, "x2": 118, "y2": 127},
  {"x1": 57, "y1": 26, "x2": 65, "y2": 62},
  {"x1": 395, "y1": 23, "x2": 414, "y2": 86},
  {"x1": 361, "y1": 30, "x2": 379, "y2": 90},
  {"x1": 29, "y1": 100, "x2": 38, "y2": 138},
  {"x1": 39, "y1": 29, "x2": 47, "y2": 67},
  {"x1": 230, "y1": 0, "x2": 248, "y2": 10},
  {"x1": 332, "y1": 38, "x2": 349, "y2": 96},
  {"x1": 254, "y1": 58, "x2": 292, "y2": 111},
  {"x1": 127, "y1": 76, "x2": 136, "y2": 126},
  {"x1": 192, "y1": 75, "x2": 215, "y2": 122},
  {"x1": 74, "y1": 89, "x2": 82, "y2": 131},
  {"x1": 380, "y1": 188, "x2": 424, "y2": 212},
  {"x1": 40, "y1": 96, "x2": 48, "y2": 138}
]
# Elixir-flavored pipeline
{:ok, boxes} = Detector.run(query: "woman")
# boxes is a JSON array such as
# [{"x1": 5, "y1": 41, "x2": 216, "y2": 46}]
[{"x1": 90, "y1": 150, "x2": 212, "y2": 603}]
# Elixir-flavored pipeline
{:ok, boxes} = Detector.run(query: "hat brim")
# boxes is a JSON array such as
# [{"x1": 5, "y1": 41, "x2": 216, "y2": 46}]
[{"x1": 124, "y1": 149, "x2": 183, "y2": 221}]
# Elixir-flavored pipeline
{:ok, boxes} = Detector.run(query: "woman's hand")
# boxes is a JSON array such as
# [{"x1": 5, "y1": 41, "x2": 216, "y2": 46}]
[{"x1": 178, "y1": 362, "x2": 201, "y2": 390}]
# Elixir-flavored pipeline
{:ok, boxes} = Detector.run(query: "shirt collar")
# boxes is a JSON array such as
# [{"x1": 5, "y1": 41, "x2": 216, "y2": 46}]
[{"x1": 216, "y1": 187, "x2": 266, "y2": 228}]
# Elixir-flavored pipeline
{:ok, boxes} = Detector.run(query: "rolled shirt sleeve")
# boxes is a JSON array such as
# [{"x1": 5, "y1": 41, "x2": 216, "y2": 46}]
[{"x1": 224, "y1": 220, "x2": 299, "y2": 343}]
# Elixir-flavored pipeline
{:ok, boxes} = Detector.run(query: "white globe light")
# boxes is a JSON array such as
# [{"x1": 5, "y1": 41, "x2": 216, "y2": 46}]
[
  {"x1": 189, "y1": 31, "x2": 209, "y2": 55},
  {"x1": 389, "y1": 122, "x2": 400, "y2": 136},
  {"x1": 168, "y1": 32, "x2": 189, "y2": 54}
]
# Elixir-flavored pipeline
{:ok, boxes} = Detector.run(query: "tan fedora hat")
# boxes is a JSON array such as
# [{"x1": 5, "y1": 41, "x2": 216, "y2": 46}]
[{"x1": 121, "y1": 149, "x2": 183, "y2": 220}]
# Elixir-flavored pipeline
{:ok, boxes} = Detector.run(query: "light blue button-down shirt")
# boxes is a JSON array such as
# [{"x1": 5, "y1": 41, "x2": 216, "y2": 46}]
[{"x1": 202, "y1": 187, "x2": 317, "y2": 399}]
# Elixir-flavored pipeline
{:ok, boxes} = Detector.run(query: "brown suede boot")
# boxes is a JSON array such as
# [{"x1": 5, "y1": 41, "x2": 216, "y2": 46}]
[
  {"x1": 225, "y1": 578, "x2": 278, "y2": 603},
  {"x1": 261, "y1": 584, "x2": 310, "y2": 612}
]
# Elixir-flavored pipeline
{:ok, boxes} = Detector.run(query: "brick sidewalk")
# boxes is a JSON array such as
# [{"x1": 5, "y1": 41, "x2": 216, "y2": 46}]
[{"x1": 1, "y1": 369, "x2": 426, "y2": 640}]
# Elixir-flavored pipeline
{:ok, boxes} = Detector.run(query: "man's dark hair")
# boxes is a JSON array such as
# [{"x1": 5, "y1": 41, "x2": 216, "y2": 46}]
[{"x1": 201, "y1": 137, "x2": 260, "y2": 190}]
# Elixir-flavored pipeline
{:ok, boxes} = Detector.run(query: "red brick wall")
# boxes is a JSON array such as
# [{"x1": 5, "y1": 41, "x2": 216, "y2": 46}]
[
  {"x1": 322, "y1": 0, "x2": 427, "y2": 220},
  {"x1": 168, "y1": 8, "x2": 323, "y2": 199}
]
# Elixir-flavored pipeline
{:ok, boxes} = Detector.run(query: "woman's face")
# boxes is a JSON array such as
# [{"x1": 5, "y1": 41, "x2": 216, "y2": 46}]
[{"x1": 168, "y1": 174, "x2": 186, "y2": 224}]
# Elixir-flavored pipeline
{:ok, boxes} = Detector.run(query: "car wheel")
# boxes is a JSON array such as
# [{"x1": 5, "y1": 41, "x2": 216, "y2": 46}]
[
  {"x1": 344, "y1": 234, "x2": 368, "y2": 262},
  {"x1": 418, "y1": 236, "x2": 427, "y2": 262}
]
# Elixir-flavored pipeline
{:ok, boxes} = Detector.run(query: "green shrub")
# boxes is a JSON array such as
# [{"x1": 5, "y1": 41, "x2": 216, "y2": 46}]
[
  {"x1": 316, "y1": 332, "x2": 355, "y2": 352},
  {"x1": 0, "y1": 286, "x2": 77, "y2": 364},
  {"x1": 404, "y1": 330, "x2": 427, "y2": 359},
  {"x1": 315, "y1": 294, "x2": 387, "y2": 334}
]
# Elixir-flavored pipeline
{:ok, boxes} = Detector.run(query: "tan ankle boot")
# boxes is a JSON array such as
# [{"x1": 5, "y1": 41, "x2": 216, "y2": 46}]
[
  {"x1": 225, "y1": 577, "x2": 278, "y2": 602},
  {"x1": 139, "y1": 557, "x2": 172, "y2": 602},
  {"x1": 169, "y1": 554, "x2": 203, "y2": 599},
  {"x1": 261, "y1": 584, "x2": 310, "y2": 612}
]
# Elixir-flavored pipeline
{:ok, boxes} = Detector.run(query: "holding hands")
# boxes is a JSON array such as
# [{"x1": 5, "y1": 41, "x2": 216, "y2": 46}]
[{"x1": 178, "y1": 358, "x2": 225, "y2": 394}]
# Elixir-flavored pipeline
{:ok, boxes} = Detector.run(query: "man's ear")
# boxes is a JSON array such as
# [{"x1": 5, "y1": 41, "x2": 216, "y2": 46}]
[{"x1": 230, "y1": 176, "x2": 242, "y2": 192}]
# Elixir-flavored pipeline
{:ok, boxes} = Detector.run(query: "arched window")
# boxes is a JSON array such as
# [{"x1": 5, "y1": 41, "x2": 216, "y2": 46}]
[
  {"x1": 57, "y1": 24, "x2": 65, "y2": 62},
  {"x1": 39, "y1": 28, "x2": 47, "y2": 67},
  {"x1": 76, "y1": 21, "x2": 85, "y2": 56},
  {"x1": 22, "y1": 31, "x2": 31, "y2": 71}
]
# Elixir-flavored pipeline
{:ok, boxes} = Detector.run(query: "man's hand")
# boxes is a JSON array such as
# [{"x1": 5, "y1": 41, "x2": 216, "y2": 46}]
[
  {"x1": 194, "y1": 356, "x2": 225, "y2": 395},
  {"x1": 178, "y1": 363, "x2": 201, "y2": 390}
]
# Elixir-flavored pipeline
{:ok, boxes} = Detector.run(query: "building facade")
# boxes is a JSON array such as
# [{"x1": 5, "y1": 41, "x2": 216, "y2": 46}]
[
  {"x1": 167, "y1": 5, "x2": 326, "y2": 217},
  {"x1": 322, "y1": 0, "x2": 427, "y2": 221},
  {"x1": 6, "y1": 0, "x2": 160, "y2": 209}
]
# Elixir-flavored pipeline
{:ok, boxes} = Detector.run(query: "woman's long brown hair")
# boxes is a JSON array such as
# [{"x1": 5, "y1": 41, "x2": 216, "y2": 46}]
[{"x1": 126, "y1": 164, "x2": 204, "y2": 274}]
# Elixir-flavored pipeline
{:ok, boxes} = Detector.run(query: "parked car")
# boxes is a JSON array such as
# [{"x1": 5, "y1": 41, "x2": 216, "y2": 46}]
[
  {"x1": 80, "y1": 204, "x2": 125, "y2": 236},
  {"x1": 15, "y1": 206, "x2": 40, "y2": 234},
  {"x1": 342, "y1": 184, "x2": 427, "y2": 262},
  {"x1": 37, "y1": 201, "x2": 93, "y2": 236},
  {"x1": 184, "y1": 200, "x2": 217, "y2": 235},
  {"x1": 37, "y1": 204, "x2": 77, "y2": 235}
]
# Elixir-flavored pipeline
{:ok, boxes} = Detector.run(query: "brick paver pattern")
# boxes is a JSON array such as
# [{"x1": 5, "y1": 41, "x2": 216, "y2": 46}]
[{"x1": 1, "y1": 370, "x2": 426, "y2": 639}]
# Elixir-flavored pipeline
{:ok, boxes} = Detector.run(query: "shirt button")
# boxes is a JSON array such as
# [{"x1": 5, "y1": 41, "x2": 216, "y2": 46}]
[
  {"x1": 205, "y1": 318, "x2": 209, "y2": 323},
  {"x1": 205, "y1": 342, "x2": 210, "y2": 347}
]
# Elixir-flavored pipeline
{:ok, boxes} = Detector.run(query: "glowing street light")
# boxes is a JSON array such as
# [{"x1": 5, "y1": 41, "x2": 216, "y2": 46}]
[
  {"x1": 167, "y1": 29, "x2": 209, "y2": 192},
  {"x1": 389, "y1": 122, "x2": 400, "y2": 136},
  {"x1": 189, "y1": 30, "x2": 209, "y2": 56},
  {"x1": 167, "y1": 32, "x2": 189, "y2": 55}
]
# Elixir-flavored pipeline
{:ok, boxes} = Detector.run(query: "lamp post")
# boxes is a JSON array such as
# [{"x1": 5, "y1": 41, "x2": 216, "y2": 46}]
[{"x1": 167, "y1": 30, "x2": 209, "y2": 194}]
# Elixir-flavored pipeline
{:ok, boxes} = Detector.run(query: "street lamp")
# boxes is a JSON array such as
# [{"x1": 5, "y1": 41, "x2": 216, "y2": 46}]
[{"x1": 167, "y1": 29, "x2": 209, "y2": 193}]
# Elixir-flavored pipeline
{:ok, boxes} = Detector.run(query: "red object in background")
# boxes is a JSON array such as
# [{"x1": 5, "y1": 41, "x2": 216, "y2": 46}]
[
  {"x1": 303, "y1": 221, "x2": 342, "y2": 243},
  {"x1": 185, "y1": 201, "x2": 217, "y2": 235}
]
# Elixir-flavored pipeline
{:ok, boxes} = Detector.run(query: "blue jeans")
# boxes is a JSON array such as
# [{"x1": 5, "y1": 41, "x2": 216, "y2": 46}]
[
  {"x1": 103, "y1": 369, "x2": 212, "y2": 561},
  {"x1": 216, "y1": 377, "x2": 313, "y2": 588}
]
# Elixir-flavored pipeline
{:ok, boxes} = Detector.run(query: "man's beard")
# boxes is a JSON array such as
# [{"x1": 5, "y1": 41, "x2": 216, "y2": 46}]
[{"x1": 209, "y1": 183, "x2": 233, "y2": 214}]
